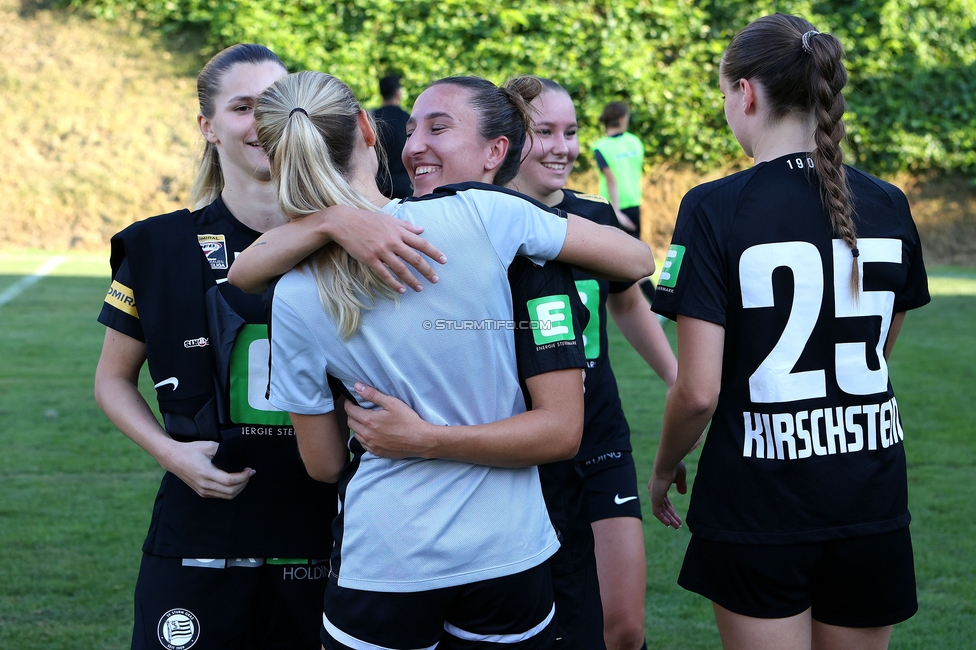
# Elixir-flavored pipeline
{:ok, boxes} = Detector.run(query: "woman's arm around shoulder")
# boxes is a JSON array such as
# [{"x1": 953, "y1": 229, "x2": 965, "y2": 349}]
[
  {"x1": 228, "y1": 207, "x2": 447, "y2": 294},
  {"x1": 557, "y1": 213, "x2": 654, "y2": 281}
]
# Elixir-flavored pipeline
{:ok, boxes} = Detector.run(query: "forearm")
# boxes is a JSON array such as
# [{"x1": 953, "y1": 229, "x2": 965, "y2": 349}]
[
  {"x1": 558, "y1": 214, "x2": 654, "y2": 281},
  {"x1": 607, "y1": 286, "x2": 677, "y2": 388},
  {"x1": 348, "y1": 369, "x2": 584, "y2": 467},
  {"x1": 94, "y1": 371, "x2": 184, "y2": 472},
  {"x1": 425, "y1": 407, "x2": 581, "y2": 467},
  {"x1": 654, "y1": 387, "x2": 715, "y2": 473},
  {"x1": 604, "y1": 170, "x2": 622, "y2": 212},
  {"x1": 290, "y1": 412, "x2": 349, "y2": 483},
  {"x1": 653, "y1": 316, "x2": 724, "y2": 473},
  {"x1": 228, "y1": 215, "x2": 332, "y2": 293}
]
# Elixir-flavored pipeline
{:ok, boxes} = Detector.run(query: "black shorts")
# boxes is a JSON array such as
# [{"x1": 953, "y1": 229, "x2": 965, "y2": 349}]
[
  {"x1": 552, "y1": 556, "x2": 606, "y2": 650},
  {"x1": 132, "y1": 554, "x2": 327, "y2": 650},
  {"x1": 678, "y1": 528, "x2": 918, "y2": 627},
  {"x1": 578, "y1": 451, "x2": 643, "y2": 522},
  {"x1": 321, "y1": 562, "x2": 556, "y2": 649}
]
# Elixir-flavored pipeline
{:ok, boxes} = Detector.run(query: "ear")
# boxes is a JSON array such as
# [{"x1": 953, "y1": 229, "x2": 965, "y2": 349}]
[
  {"x1": 739, "y1": 78, "x2": 758, "y2": 115},
  {"x1": 357, "y1": 110, "x2": 377, "y2": 148},
  {"x1": 484, "y1": 136, "x2": 510, "y2": 172},
  {"x1": 198, "y1": 113, "x2": 218, "y2": 144}
]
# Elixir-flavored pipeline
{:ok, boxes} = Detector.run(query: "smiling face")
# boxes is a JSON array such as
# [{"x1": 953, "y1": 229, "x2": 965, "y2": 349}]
[
  {"x1": 402, "y1": 83, "x2": 501, "y2": 197},
  {"x1": 514, "y1": 90, "x2": 579, "y2": 203},
  {"x1": 199, "y1": 61, "x2": 287, "y2": 184}
]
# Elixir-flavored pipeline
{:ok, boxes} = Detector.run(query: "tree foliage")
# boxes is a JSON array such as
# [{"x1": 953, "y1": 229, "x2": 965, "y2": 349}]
[{"x1": 67, "y1": 0, "x2": 976, "y2": 174}]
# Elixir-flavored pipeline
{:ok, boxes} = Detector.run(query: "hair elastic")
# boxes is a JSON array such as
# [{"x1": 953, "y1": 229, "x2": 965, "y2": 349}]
[
  {"x1": 801, "y1": 30, "x2": 820, "y2": 54},
  {"x1": 289, "y1": 107, "x2": 308, "y2": 118},
  {"x1": 851, "y1": 246, "x2": 860, "y2": 258}
]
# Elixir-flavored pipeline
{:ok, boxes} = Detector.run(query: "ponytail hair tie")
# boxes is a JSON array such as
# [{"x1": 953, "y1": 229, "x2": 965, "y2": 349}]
[
  {"x1": 289, "y1": 107, "x2": 308, "y2": 118},
  {"x1": 851, "y1": 246, "x2": 860, "y2": 258},
  {"x1": 801, "y1": 30, "x2": 820, "y2": 54}
]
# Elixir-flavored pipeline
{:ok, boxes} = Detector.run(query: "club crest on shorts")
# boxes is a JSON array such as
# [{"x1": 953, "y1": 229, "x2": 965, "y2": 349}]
[
  {"x1": 197, "y1": 234, "x2": 228, "y2": 270},
  {"x1": 157, "y1": 608, "x2": 200, "y2": 649}
]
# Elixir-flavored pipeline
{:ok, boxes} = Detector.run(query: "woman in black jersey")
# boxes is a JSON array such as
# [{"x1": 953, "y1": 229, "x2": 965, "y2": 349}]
[
  {"x1": 93, "y1": 44, "x2": 443, "y2": 650},
  {"x1": 505, "y1": 76, "x2": 677, "y2": 650},
  {"x1": 649, "y1": 14, "x2": 929, "y2": 650}
]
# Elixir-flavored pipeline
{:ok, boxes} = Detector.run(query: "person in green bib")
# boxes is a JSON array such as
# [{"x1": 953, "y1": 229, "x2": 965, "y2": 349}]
[{"x1": 594, "y1": 101, "x2": 655, "y2": 301}]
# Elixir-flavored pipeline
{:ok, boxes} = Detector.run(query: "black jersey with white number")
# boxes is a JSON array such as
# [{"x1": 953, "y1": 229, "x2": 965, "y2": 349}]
[
  {"x1": 652, "y1": 154, "x2": 929, "y2": 544},
  {"x1": 555, "y1": 190, "x2": 636, "y2": 461},
  {"x1": 98, "y1": 197, "x2": 336, "y2": 558}
]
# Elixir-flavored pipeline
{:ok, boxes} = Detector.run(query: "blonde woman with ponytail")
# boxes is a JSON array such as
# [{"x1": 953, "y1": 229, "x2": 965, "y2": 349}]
[
  {"x1": 252, "y1": 71, "x2": 654, "y2": 649},
  {"x1": 648, "y1": 14, "x2": 930, "y2": 650}
]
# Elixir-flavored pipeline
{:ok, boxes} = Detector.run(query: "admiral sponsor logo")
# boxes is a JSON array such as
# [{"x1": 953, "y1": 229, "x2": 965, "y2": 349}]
[
  {"x1": 183, "y1": 337, "x2": 209, "y2": 348},
  {"x1": 742, "y1": 396, "x2": 905, "y2": 460},
  {"x1": 527, "y1": 294, "x2": 575, "y2": 346},
  {"x1": 157, "y1": 608, "x2": 200, "y2": 649},
  {"x1": 657, "y1": 245, "x2": 685, "y2": 289},
  {"x1": 197, "y1": 234, "x2": 228, "y2": 270},
  {"x1": 105, "y1": 280, "x2": 139, "y2": 317},
  {"x1": 576, "y1": 193, "x2": 609, "y2": 204}
]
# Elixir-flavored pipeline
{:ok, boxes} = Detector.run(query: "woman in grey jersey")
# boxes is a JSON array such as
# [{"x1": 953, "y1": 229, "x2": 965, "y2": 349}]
[
  {"x1": 240, "y1": 71, "x2": 654, "y2": 649},
  {"x1": 649, "y1": 14, "x2": 928, "y2": 650}
]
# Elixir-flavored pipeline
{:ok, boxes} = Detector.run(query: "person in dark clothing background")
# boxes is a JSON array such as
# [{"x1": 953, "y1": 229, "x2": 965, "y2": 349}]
[{"x1": 372, "y1": 74, "x2": 412, "y2": 199}]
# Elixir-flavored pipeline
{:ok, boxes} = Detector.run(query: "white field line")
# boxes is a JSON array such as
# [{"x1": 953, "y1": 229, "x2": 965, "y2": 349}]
[{"x1": 0, "y1": 256, "x2": 66, "y2": 307}]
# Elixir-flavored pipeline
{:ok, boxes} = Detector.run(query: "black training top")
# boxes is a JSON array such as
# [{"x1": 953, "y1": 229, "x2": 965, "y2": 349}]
[
  {"x1": 652, "y1": 153, "x2": 930, "y2": 543},
  {"x1": 556, "y1": 190, "x2": 636, "y2": 462},
  {"x1": 99, "y1": 196, "x2": 336, "y2": 558}
]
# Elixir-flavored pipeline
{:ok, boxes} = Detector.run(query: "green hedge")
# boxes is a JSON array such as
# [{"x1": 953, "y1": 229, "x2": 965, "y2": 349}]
[{"x1": 67, "y1": 0, "x2": 976, "y2": 174}]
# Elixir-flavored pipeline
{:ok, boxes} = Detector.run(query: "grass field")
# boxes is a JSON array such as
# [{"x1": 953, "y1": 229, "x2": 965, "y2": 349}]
[{"x1": 0, "y1": 252, "x2": 973, "y2": 649}]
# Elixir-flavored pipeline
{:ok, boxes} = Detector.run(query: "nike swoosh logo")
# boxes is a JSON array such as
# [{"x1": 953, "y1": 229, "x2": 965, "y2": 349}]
[
  {"x1": 154, "y1": 377, "x2": 179, "y2": 391},
  {"x1": 614, "y1": 495, "x2": 638, "y2": 505}
]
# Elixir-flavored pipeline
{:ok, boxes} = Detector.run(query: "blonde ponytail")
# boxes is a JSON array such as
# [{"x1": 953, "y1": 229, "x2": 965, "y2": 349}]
[{"x1": 256, "y1": 71, "x2": 395, "y2": 338}]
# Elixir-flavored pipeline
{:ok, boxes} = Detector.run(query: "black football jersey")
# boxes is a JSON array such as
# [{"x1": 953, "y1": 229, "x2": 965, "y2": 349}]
[
  {"x1": 556, "y1": 190, "x2": 636, "y2": 460},
  {"x1": 652, "y1": 154, "x2": 929, "y2": 543}
]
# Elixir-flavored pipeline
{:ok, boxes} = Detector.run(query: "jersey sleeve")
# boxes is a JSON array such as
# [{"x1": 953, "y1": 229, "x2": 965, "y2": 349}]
[
  {"x1": 476, "y1": 190, "x2": 569, "y2": 267},
  {"x1": 509, "y1": 257, "x2": 588, "y2": 385},
  {"x1": 97, "y1": 258, "x2": 145, "y2": 342},
  {"x1": 891, "y1": 193, "x2": 931, "y2": 313},
  {"x1": 594, "y1": 150, "x2": 609, "y2": 170},
  {"x1": 267, "y1": 286, "x2": 335, "y2": 415},
  {"x1": 651, "y1": 190, "x2": 730, "y2": 326}
]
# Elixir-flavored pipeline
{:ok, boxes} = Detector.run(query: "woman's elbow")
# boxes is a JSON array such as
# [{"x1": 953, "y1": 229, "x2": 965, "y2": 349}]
[
  {"x1": 634, "y1": 242, "x2": 655, "y2": 277},
  {"x1": 304, "y1": 462, "x2": 341, "y2": 484},
  {"x1": 671, "y1": 384, "x2": 719, "y2": 418}
]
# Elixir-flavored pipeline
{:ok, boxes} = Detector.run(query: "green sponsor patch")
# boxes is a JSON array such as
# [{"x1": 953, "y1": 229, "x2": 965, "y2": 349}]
[
  {"x1": 658, "y1": 244, "x2": 686, "y2": 288},
  {"x1": 527, "y1": 294, "x2": 575, "y2": 346},
  {"x1": 574, "y1": 279, "x2": 601, "y2": 359},
  {"x1": 229, "y1": 324, "x2": 292, "y2": 426}
]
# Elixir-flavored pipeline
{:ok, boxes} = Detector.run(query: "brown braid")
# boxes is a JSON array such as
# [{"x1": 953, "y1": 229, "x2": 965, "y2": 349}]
[
  {"x1": 806, "y1": 32, "x2": 860, "y2": 298},
  {"x1": 723, "y1": 14, "x2": 860, "y2": 299}
]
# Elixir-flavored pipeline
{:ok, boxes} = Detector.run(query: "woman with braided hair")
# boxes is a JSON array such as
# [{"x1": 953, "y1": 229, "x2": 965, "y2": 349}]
[{"x1": 649, "y1": 13, "x2": 929, "y2": 649}]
